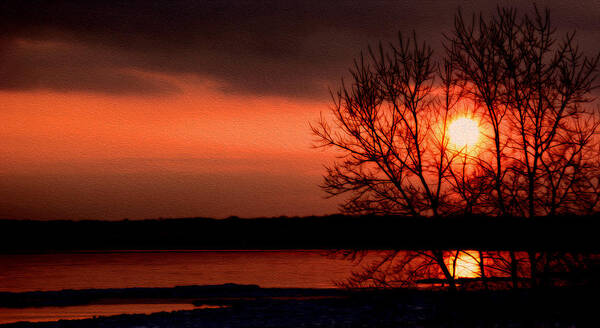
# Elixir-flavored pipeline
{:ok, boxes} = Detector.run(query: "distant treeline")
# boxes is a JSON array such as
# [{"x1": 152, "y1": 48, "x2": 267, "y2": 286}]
[{"x1": 0, "y1": 214, "x2": 598, "y2": 252}]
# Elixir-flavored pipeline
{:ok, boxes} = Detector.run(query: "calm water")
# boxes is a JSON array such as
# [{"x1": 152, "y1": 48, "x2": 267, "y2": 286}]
[
  {"x1": 0, "y1": 250, "x2": 590, "y2": 324},
  {"x1": 0, "y1": 250, "x2": 360, "y2": 324},
  {"x1": 0, "y1": 250, "x2": 358, "y2": 292}
]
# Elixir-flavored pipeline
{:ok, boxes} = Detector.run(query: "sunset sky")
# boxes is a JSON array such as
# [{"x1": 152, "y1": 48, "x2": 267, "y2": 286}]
[{"x1": 2, "y1": 0, "x2": 599, "y2": 220}]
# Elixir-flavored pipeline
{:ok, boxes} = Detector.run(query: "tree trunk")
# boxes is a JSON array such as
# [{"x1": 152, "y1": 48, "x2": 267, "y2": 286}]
[
  {"x1": 528, "y1": 251, "x2": 538, "y2": 288},
  {"x1": 510, "y1": 251, "x2": 519, "y2": 289},
  {"x1": 478, "y1": 251, "x2": 488, "y2": 290},
  {"x1": 434, "y1": 250, "x2": 456, "y2": 291}
]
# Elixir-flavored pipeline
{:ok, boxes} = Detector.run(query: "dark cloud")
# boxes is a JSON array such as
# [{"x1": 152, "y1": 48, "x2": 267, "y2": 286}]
[
  {"x1": 1, "y1": 0, "x2": 599, "y2": 99},
  {"x1": 0, "y1": 38, "x2": 178, "y2": 94}
]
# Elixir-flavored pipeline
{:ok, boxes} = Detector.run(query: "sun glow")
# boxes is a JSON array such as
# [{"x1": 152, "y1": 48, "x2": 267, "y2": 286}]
[
  {"x1": 447, "y1": 117, "x2": 480, "y2": 149},
  {"x1": 446, "y1": 251, "x2": 481, "y2": 279}
]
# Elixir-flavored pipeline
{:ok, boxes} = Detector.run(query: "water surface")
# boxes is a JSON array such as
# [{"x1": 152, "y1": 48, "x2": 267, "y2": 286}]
[
  {"x1": 0, "y1": 250, "x2": 360, "y2": 324},
  {"x1": 0, "y1": 250, "x2": 356, "y2": 292}
]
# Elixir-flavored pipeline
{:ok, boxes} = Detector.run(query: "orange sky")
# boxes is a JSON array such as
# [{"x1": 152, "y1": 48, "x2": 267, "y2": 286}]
[
  {"x1": 0, "y1": 75, "x2": 339, "y2": 219},
  {"x1": 2, "y1": 0, "x2": 598, "y2": 220}
]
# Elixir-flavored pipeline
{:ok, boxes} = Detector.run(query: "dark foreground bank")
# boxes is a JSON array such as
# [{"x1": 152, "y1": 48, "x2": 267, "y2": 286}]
[
  {"x1": 1, "y1": 214, "x2": 599, "y2": 251},
  {"x1": 0, "y1": 284, "x2": 595, "y2": 327}
]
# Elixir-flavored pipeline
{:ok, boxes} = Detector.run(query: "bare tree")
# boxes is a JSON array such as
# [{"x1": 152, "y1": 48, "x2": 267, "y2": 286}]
[
  {"x1": 446, "y1": 6, "x2": 600, "y2": 218},
  {"x1": 445, "y1": 7, "x2": 600, "y2": 286},
  {"x1": 312, "y1": 33, "x2": 465, "y2": 217},
  {"x1": 445, "y1": 10, "x2": 510, "y2": 216},
  {"x1": 315, "y1": 5, "x2": 600, "y2": 290},
  {"x1": 312, "y1": 33, "x2": 466, "y2": 288}
]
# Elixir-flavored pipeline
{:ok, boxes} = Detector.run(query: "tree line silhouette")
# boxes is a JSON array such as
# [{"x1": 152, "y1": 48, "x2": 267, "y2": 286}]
[{"x1": 1, "y1": 215, "x2": 598, "y2": 252}]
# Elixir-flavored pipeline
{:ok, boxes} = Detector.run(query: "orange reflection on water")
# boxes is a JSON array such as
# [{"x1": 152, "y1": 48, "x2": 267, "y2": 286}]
[
  {"x1": 0, "y1": 250, "x2": 358, "y2": 292},
  {"x1": 0, "y1": 303, "x2": 206, "y2": 325}
]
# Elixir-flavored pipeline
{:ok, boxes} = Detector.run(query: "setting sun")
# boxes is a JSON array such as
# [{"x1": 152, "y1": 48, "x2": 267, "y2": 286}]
[
  {"x1": 447, "y1": 251, "x2": 481, "y2": 279},
  {"x1": 448, "y1": 117, "x2": 480, "y2": 149}
]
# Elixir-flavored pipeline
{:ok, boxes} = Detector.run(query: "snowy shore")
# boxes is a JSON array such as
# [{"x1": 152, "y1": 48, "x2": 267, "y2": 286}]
[{"x1": 0, "y1": 284, "x2": 595, "y2": 327}]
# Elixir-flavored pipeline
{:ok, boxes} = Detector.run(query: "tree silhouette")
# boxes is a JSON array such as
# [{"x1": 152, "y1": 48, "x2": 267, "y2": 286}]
[
  {"x1": 313, "y1": 5, "x2": 599, "y2": 220},
  {"x1": 336, "y1": 249, "x2": 597, "y2": 290},
  {"x1": 314, "y1": 6, "x2": 600, "y2": 289},
  {"x1": 311, "y1": 34, "x2": 465, "y2": 288},
  {"x1": 312, "y1": 34, "x2": 465, "y2": 218},
  {"x1": 446, "y1": 6, "x2": 600, "y2": 218}
]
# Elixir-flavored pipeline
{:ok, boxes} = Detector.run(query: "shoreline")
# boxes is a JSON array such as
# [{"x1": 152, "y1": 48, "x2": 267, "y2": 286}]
[
  {"x1": 1, "y1": 284, "x2": 596, "y2": 327},
  {"x1": 0, "y1": 284, "x2": 347, "y2": 309}
]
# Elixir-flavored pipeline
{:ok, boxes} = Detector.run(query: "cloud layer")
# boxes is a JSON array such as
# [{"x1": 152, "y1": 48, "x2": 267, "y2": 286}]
[{"x1": 1, "y1": 0, "x2": 599, "y2": 99}]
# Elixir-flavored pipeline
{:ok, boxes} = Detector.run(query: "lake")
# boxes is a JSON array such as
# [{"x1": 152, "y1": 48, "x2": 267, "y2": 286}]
[
  {"x1": 0, "y1": 250, "x2": 359, "y2": 293},
  {"x1": 1, "y1": 249, "x2": 592, "y2": 324},
  {"x1": 0, "y1": 250, "x2": 362, "y2": 324}
]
